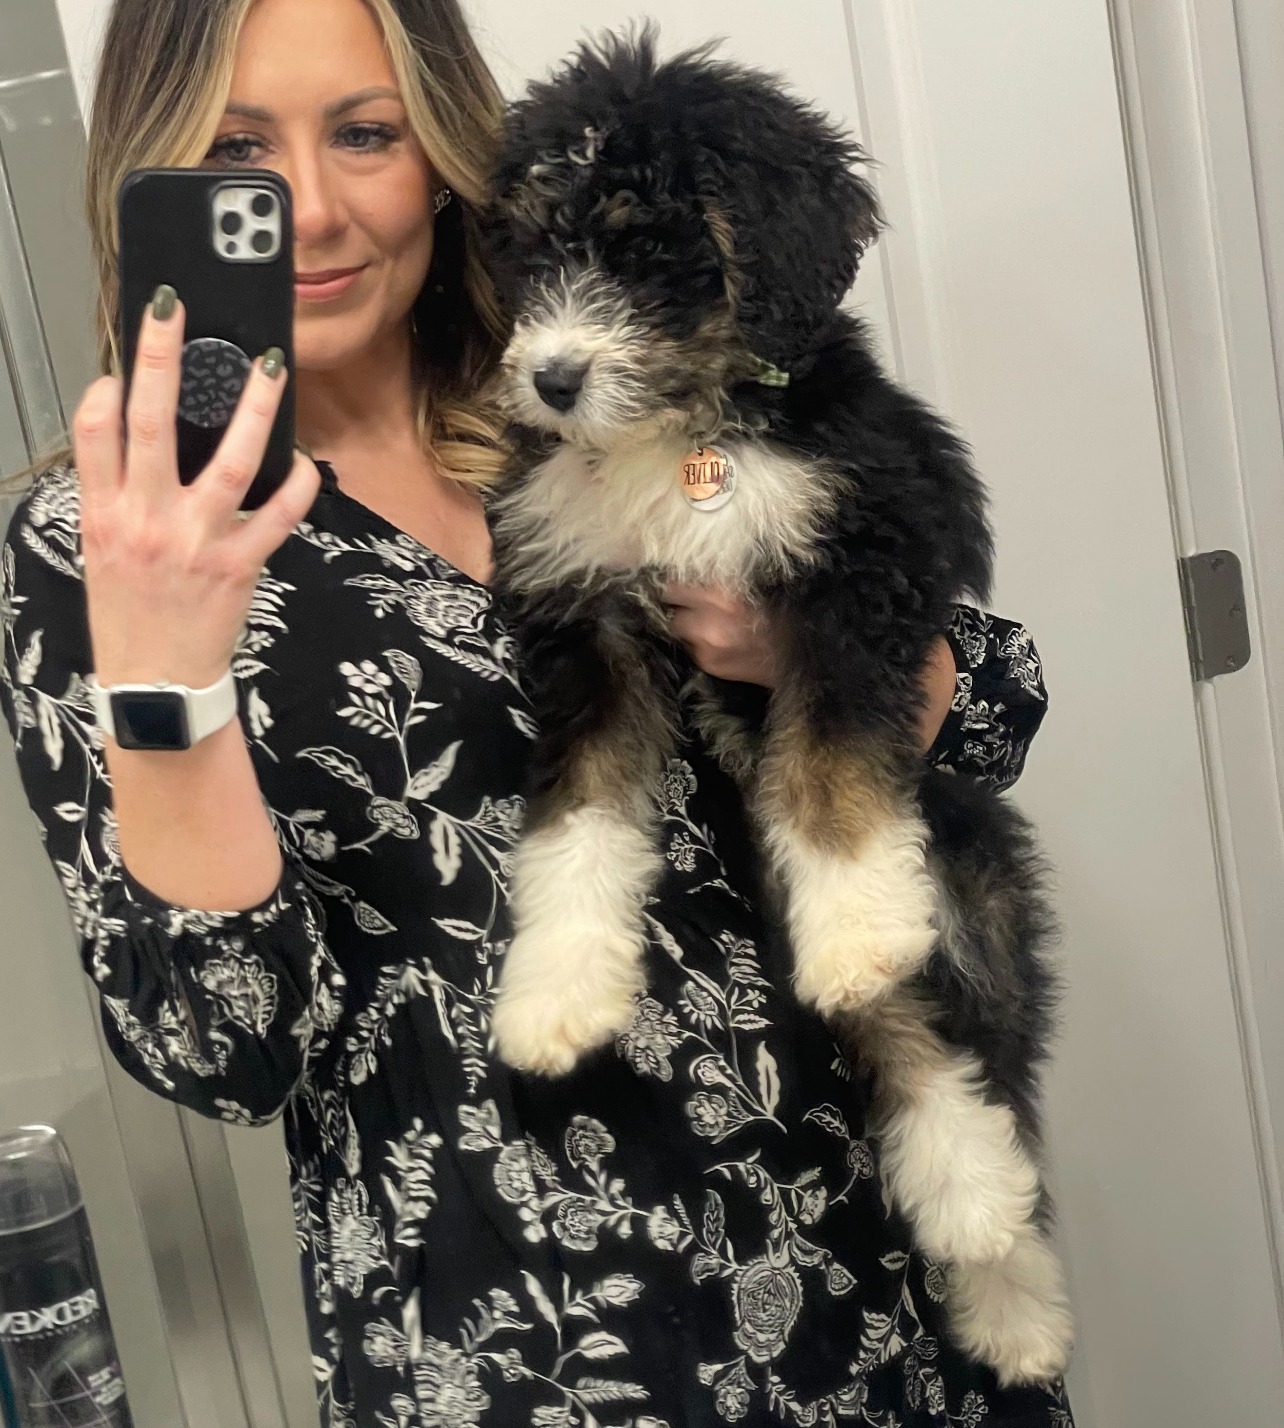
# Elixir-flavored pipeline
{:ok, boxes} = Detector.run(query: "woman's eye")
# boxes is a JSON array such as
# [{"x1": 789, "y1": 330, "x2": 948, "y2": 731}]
[
  {"x1": 336, "y1": 123, "x2": 399, "y2": 153},
  {"x1": 206, "y1": 134, "x2": 263, "y2": 167}
]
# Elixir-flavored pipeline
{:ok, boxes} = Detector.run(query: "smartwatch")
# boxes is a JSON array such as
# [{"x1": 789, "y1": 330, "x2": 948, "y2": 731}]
[{"x1": 88, "y1": 670, "x2": 238, "y2": 752}]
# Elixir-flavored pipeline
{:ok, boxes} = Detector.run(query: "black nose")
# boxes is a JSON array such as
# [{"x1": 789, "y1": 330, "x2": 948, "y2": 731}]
[{"x1": 533, "y1": 361, "x2": 588, "y2": 413}]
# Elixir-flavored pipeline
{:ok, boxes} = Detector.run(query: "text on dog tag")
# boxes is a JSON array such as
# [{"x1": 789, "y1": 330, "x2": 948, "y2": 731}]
[{"x1": 679, "y1": 445, "x2": 736, "y2": 512}]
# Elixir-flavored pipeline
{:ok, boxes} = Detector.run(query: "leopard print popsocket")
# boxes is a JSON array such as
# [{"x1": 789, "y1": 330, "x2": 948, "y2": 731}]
[{"x1": 179, "y1": 337, "x2": 253, "y2": 430}]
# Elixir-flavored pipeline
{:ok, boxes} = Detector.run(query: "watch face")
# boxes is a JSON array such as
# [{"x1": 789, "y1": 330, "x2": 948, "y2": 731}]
[{"x1": 111, "y1": 692, "x2": 191, "y2": 751}]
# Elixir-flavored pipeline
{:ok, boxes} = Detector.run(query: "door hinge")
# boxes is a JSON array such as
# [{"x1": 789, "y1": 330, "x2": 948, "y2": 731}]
[{"x1": 1179, "y1": 550, "x2": 1251, "y2": 682}]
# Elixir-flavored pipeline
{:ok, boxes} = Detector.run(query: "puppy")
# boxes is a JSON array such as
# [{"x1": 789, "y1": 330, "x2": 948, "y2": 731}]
[{"x1": 484, "y1": 29, "x2": 1072, "y2": 1386}]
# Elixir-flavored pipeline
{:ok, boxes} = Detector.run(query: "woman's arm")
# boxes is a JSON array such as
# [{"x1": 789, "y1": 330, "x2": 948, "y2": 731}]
[
  {"x1": 74, "y1": 312, "x2": 318, "y2": 910},
  {"x1": 928, "y1": 604, "x2": 1048, "y2": 788},
  {"x1": 665, "y1": 585, "x2": 1047, "y2": 783},
  {"x1": 1, "y1": 474, "x2": 345, "y2": 1125}
]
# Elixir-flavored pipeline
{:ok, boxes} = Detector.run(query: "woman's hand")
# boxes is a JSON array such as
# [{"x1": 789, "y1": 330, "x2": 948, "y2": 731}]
[
  {"x1": 75, "y1": 287, "x2": 321, "y2": 692},
  {"x1": 664, "y1": 581, "x2": 958, "y2": 752},
  {"x1": 663, "y1": 582, "x2": 780, "y2": 687},
  {"x1": 916, "y1": 633, "x2": 958, "y2": 753}
]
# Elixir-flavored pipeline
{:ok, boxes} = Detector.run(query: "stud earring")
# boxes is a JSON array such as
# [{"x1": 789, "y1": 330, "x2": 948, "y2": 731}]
[{"x1": 434, "y1": 187, "x2": 453, "y2": 215}]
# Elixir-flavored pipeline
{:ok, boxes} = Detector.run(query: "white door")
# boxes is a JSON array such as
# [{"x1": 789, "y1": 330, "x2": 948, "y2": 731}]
[
  {"x1": 466, "y1": 1, "x2": 1284, "y2": 1423},
  {"x1": 1112, "y1": 0, "x2": 1284, "y2": 1250}
]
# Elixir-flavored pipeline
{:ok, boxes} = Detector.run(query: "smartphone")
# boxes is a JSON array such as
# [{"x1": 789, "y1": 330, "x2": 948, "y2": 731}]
[{"x1": 118, "y1": 168, "x2": 295, "y2": 510}]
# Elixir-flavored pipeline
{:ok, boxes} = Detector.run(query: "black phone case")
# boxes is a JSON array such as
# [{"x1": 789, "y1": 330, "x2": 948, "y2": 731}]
[{"x1": 118, "y1": 168, "x2": 295, "y2": 510}]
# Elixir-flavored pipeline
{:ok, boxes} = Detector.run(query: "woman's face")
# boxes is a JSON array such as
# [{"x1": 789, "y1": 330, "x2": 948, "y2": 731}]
[{"x1": 208, "y1": 0, "x2": 437, "y2": 373}]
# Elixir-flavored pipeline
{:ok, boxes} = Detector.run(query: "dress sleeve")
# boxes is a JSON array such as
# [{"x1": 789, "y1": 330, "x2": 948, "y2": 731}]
[
  {"x1": 700, "y1": 607, "x2": 1048, "y2": 790},
  {"x1": 0, "y1": 472, "x2": 346, "y2": 1126},
  {"x1": 927, "y1": 604, "x2": 1049, "y2": 789}
]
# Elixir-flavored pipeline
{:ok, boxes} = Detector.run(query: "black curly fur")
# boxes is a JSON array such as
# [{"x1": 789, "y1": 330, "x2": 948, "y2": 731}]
[
  {"x1": 487, "y1": 28, "x2": 993, "y2": 754},
  {"x1": 917, "y1": 769, "x2": 1061, "y2": 1153},
  {"x1": 776, "y1": 327, "x2": 993, "y2": 745},
  {"x1": 487, "y1": 26, "x2": 883, "y2": 377}
]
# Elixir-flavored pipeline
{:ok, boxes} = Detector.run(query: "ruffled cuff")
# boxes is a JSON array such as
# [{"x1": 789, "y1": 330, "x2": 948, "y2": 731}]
[
  {"x1": 929, "y1": 605, "x2": 1049, "y2": 789},
  {"x1": 90, "y1": 858, "x2": 345, "y2": 1124}
]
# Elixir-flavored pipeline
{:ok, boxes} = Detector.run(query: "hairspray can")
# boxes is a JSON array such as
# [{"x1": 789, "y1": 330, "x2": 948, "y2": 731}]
[{"x1": 0, "y1": 1127, "x2": 132, "y2": 1427}]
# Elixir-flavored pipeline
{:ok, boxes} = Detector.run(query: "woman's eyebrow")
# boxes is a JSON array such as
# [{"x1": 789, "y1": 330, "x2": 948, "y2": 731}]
[
  {"x1": 224, "y1": 100, "x2": 274, "y2": 122},
  {"x1": 222, "y1": 88, "x2": 402, "y2": 125},
  {"x1": 325, "y1": 87, "x2": 402, "y2": 119}
]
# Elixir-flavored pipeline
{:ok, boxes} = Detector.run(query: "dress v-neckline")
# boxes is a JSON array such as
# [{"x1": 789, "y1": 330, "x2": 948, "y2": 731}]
[{"x1": 314, "y1": 458, "x2": 492, "y2": 593}]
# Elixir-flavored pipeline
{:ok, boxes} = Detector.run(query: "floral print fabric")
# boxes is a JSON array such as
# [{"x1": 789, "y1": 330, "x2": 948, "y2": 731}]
[{"x1": 0, "y1": 463, "x2": 1066, "y2": 1428}]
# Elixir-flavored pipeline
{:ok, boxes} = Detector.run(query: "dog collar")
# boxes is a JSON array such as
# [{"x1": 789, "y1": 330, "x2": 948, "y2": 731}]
[{"x1": 746, "y1": 355, "x2": 790, "y2": 388}]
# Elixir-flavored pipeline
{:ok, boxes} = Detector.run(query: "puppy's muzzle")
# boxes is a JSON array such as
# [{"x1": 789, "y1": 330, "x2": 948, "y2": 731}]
[{"x1": 533, "y1": 359, "x2": 589, "y2": 413}]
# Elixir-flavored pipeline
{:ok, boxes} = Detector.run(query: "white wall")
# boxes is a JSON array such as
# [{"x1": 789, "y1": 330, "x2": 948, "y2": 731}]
[
  {"x1": 53, "y1": 0, "x2": 108, "y2": 119},
  {"x1": 850, "y1": 7, "x2": 1284, "y2": 1424}
]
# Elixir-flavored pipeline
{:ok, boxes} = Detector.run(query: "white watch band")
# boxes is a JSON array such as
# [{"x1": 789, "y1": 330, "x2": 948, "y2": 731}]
[{"x1": 89, "y1": 670, "x2": 239, "y2": 746}]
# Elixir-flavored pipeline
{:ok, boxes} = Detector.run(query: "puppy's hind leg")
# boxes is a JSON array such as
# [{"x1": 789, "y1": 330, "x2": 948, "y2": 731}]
[
  {"x1": 758, "y1": 721, "x2": 938, "y2": 1013},
  {"x1": 842, "y1": 993, "x2": 1072, "y2": 1385},
  {"x1": 843, "y1": 991, "x2": 1041, "y2": 1268},
  {"x1": 683, "y1": 671, "x2": 762, "y2": 786},
  {"x1": 915, "y1": 773, "x2": 1072, "y2": 1384},
  {"x1": 948, "y1": 1222, "x2": 1074, "y2": 1387},
  {"x1": 493, "y1": 620, "x2": 675, "y2": 1076}
]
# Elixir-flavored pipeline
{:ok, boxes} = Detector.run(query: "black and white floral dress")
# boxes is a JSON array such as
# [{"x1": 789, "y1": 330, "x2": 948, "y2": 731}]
[{"x1": 0, "y1": 462, "x2": 1070, "y2": 1428}]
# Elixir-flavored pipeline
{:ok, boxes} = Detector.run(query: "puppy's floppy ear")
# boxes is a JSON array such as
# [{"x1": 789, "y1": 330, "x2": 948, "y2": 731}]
[
  {"x1": 843, "y1": 164, "x2": 884, "y2": 264},
  {"x1": 679, "y1": 58, "x2": 884, "y2": 364},
  {"x1": 698, "y1": 198, "x2": 744, "y2": 310}
]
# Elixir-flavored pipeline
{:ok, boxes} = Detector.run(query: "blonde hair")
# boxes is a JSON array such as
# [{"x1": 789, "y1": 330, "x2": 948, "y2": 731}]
[{"x1": 65, "y1": 0, "x2": 510, "y2": 487}]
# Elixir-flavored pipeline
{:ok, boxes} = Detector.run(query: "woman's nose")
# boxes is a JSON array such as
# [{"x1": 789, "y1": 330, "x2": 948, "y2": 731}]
[{"x1": 281, "y1": 151, "x2": 345, "y2": 248}]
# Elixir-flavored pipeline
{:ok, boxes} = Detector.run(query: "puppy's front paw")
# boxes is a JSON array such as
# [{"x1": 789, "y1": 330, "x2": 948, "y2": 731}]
[
  {"x1": 788, "y1": 851, "x2": 936, "y2": 1011},
  {"x1": 492, "y1": 929, "x2": 646, "y2": 1076},
  {"x1": 793, "y1": 913, "x2": 937, "y2": 1012},
  {"x1": 787, "y1": 825, "x2": 938, "y2": 1013}
]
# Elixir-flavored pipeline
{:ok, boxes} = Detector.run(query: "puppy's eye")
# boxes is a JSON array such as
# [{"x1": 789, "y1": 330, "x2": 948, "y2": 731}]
[{"x1": 603, "y1": 190, "x2": 650, "y2": 229}]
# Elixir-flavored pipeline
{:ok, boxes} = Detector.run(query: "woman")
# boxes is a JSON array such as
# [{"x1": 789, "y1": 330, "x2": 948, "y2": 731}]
[{"x1": 0, "y1": 0, "x2": 1066, "y2": 1424}]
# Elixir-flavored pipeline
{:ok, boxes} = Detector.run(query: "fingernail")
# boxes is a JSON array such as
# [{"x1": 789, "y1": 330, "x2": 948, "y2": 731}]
[
  {"x1": 262, "y1": 347, "x2": 286, "y2": 380},
  {"x1": 151, "y1": 285, "x2": 177, "y2": 321}
]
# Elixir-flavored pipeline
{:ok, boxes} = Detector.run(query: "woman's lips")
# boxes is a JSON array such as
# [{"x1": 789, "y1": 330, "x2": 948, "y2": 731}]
[{"x1": 295, "y1": 266, "x2": 365, "y2": 302}]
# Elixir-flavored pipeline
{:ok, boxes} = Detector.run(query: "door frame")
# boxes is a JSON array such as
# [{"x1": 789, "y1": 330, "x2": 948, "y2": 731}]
[{"x1": 1109, "y1": 0, "x2": 1284, "y2": 1331}]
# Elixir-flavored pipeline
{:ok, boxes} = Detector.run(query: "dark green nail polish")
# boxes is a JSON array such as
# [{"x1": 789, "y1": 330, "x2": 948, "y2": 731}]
[
  {"x1": 262, "y1": 347, "x2": 286, "y2": 380},
  {"x1": 151, "y1": 284, "x2": 177, "y2": 321}
]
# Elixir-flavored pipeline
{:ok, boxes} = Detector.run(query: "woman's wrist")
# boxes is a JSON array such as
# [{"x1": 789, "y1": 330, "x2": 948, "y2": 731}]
[
  {"x1": 916, "y1": 636, "x2": 957, "y2": 752},
  {"x1": 105, "y1": 716, "x2": 285, "y2": 911},
  {"x1": 664, "y1": 581, "x2": 956, "y2": 754}
]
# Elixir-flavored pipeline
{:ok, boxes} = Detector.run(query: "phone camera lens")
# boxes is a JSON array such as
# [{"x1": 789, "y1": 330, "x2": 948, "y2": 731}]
[
  {"x1": 220, "y1": 211, "x2": 243, "y2": 236},
  {"x1": 251, "y1": 229, "x2": 275, "y2": 255},
  {"x1": 251, "y1": 192, "x2": 275, "y2": 219}
]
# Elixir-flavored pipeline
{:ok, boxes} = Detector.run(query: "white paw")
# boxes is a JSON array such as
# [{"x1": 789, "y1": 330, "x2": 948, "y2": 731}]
[
  {"x1": 492, "y1": 931, "x2": 646, "y2": 1076},
  {"x1": 793, "y1": 913, "x2": 937, "y2": 1012},
  {"x1": 948, "y1": 1225, "x2": 1075, "y2": 1387},
  {"x1": 780, "y1": 817, "x2": 938, "y2": 1014},
  {"x1": 496, "y1": 803, "x2": 658, "y2": 1075},
  {"x1": 893, "y1": 1118, "x2": 1039, "y2": 1267}
]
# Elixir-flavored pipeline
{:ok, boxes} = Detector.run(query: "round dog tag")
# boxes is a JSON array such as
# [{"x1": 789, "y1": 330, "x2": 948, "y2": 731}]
[
  {"x1": 179, "y1": 337, "x2": 253, "y2": 430},
  {"x1": 679, "y1": 445, "x2": 736, "y2": 512}
]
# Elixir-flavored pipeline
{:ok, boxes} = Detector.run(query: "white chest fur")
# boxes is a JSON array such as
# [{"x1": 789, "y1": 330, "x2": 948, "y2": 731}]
[{"x1": 494, "y1": 435, "x2": 837, "y2": 594}]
